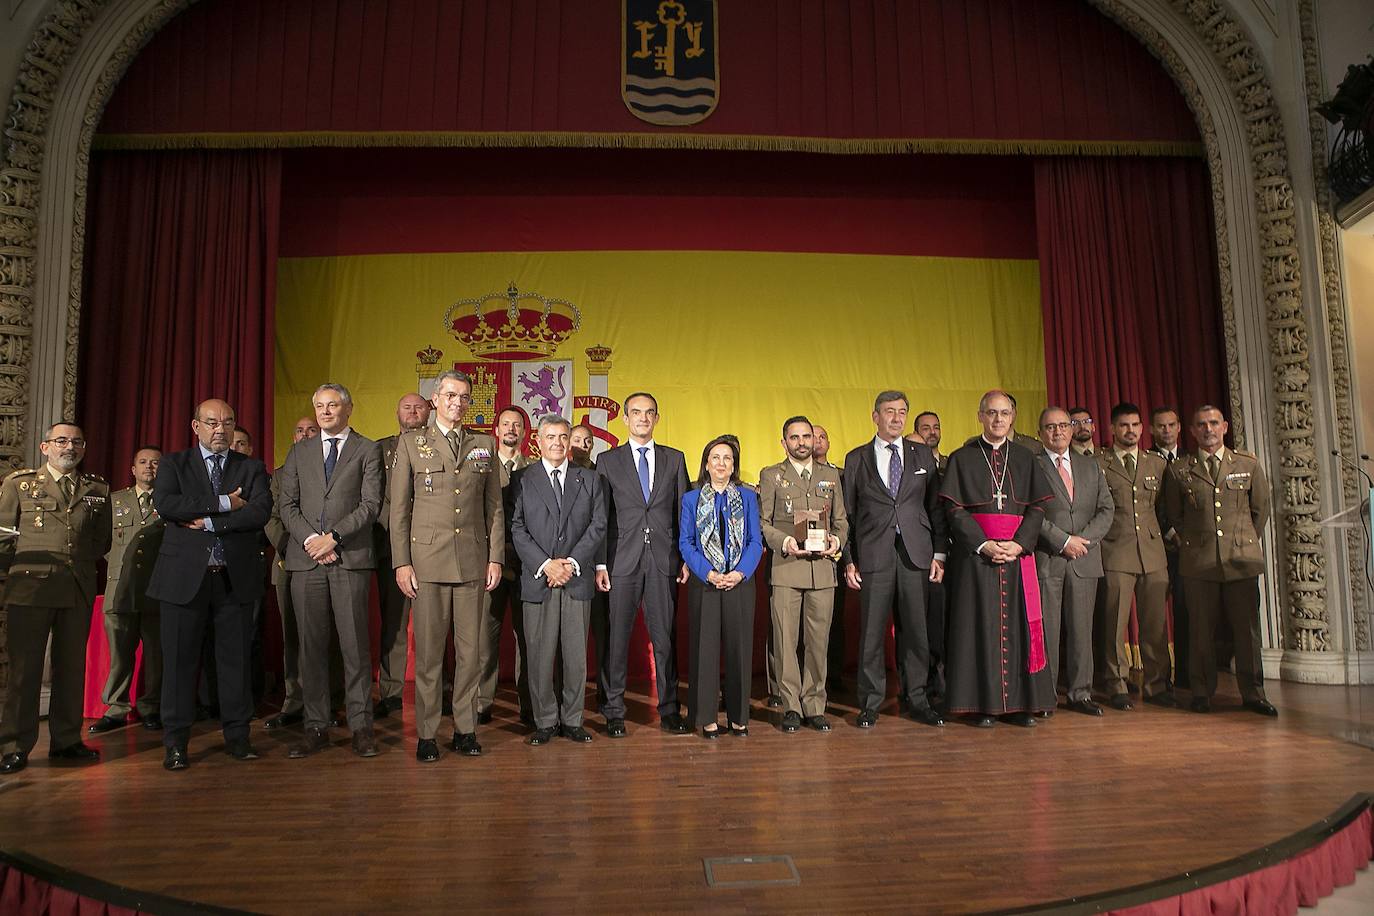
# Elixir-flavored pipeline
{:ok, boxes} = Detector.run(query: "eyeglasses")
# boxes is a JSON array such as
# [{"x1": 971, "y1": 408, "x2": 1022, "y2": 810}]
[
  {"x1": 1041, "y1": 422, "x2": 1072, "y2": 432},
  {"x1": 195, "y1": 418, "x2": 236, "y2": 430},
  {"x1": 1070, "y1": 418, "x2": 1094, "y2": 426},
  {"x1": 44, "y1": 437, "x2": 86, "y2": 448}
]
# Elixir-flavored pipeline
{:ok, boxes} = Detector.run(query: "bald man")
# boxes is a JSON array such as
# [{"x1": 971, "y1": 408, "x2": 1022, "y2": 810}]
[{"x1": 149, "y1": 399, "x2": 273, "y2": 770}]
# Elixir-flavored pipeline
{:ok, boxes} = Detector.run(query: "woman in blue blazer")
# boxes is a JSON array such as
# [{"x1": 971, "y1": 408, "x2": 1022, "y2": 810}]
[{"x1": 679, "y1": 435, "x2": 763, "y2": 738}]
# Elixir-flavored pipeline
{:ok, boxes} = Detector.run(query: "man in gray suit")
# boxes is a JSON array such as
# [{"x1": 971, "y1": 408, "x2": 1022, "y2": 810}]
[
  {"x1": 1034, "y1": 407, "x2": 1114, "y2": 715},
  {"x1": 278, "y1": 383, "x2": 385, "y2": 758},
  {"x1": 511, "y1": 416, "x2": 607, "y2": 745}
]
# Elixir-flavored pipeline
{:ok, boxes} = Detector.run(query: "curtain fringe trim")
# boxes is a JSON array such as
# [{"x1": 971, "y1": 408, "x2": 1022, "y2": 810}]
[{"x1": 92, "y1": 130, "x2": 1203, "y2": 157}]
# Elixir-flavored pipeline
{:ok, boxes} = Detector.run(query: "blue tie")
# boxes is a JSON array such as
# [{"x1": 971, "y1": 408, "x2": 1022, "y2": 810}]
[
  {"x1": 887, "y1": 443, "x2": 901, "y2": 499},
  {"x1": 324, "y1": 437, "x2": 339, "y2": 483},
  {"x1": 637, "y1": 447, "x2": 651, "y2": 503},
  {"x1": 207, "y1": 453, "x2": 226, "y2": 566}
]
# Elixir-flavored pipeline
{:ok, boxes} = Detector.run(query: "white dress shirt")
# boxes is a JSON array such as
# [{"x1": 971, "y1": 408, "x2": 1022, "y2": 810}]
[
  {"x1": 872, "y1": 435, "x2": 902, "y2": 490},
  {"x1": 535, "y1": 458, "x2": 580, "y2": 580}
]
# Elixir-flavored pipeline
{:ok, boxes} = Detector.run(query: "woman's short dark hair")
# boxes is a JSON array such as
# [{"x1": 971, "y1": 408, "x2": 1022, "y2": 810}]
[{"x1": 696, "y1": 435, "x2": 741, "y2": 487}]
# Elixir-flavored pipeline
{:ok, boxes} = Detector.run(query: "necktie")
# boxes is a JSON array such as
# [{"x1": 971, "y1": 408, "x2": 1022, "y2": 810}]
[
  {"x1": 1124, "y1": 452, "x2": 1136, "y2": 479},
  {"x1": 323, "y1": 437, "x2": 339, "y2": 483},
  {"x1": 446, "y1": 429, "x2": 461, "y2": 457},
  {"x1": 504, "y1": 459, "x2": 515, "y2": 475},
  {"x1": 886, "y1": 444, "x2": 901, "y2": 498},
  {"x1": 207, "y1": 453, "x2": 226, "y2": 566},
  {"x1": 1208, "y1": 453, "x2": 1221, "y2": 483},
  {"x1": 59, "y1": 475, "x2": 74, "y2": 505},
  {"x1": 138, "y1": 491, "x2": 152, "y2": 519},
  {"x1": 550, "y1": 467, "x2": 563, "y2": 511},
  {"x1": 801, "y1": 467, "x2": 811, "y2": 483},
  {"x1": 637, "y1": 447, "x2": 652, "y2": 503},
  {"x1": 1057, "y1": 455, "x2": 1074, "y2": 501}
]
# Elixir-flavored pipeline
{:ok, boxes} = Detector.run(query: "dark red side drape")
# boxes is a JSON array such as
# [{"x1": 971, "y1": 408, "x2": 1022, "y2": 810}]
[
  {"x1": 1034, "y1": 157, "x2": 1227, "y2": 446},
  {"x1": 78, "y1": 150, "x2": 280, "y2": 480}
]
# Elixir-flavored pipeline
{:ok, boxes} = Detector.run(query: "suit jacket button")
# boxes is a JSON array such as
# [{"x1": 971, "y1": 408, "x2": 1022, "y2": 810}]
[{"x1": 454, "y1": 528, "x2": 461, "y2": 533}]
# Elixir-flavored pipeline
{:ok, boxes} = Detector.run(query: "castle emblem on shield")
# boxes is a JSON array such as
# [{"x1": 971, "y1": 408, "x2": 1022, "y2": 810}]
[{"x1": 413, "y1": 284, "x2": 620, "y2": 459}]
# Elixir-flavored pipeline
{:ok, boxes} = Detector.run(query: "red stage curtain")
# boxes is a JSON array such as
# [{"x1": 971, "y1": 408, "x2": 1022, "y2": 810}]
[
  {"x1": 1034, "y1": 156, "x2": 1227, "y2": 444},
  {"x1": 97, "y1": 0, "x2": 1198, "y2": 150},
  {"x1": 78, "y1": 149, "x2": 280, "y2": 479}
]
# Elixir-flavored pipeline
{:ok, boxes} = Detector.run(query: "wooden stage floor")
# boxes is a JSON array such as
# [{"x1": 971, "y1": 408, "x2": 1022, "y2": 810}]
[{"x1": 1, "y1": 675, "x2": 1372, "y2": 914}]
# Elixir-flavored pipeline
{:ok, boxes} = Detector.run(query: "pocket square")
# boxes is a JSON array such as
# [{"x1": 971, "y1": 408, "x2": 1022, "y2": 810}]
[{"x1": 913, "y1": 468, "x2": 928, "y2": 475}]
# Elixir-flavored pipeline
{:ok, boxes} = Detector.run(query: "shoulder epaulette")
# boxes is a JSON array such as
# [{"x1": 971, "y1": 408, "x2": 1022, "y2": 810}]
[
  {"x1": 1234, "y1": 449, "x2": 1257, "y2": 460},
  {"x1": 82, "y1": 472, "x2": 106, "y2": 482},
  {"x1": 4, "y1": 468, "x2": 36, "y2": 482}
]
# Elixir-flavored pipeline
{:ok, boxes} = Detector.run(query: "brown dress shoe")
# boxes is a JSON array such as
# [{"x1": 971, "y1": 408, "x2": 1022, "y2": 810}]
[
  {"x1": 288, "y1": 727, "x2": 330, "y2": 759},
  {"x1": 351, "y1": 730, "x2": 380, "y2": 758}
]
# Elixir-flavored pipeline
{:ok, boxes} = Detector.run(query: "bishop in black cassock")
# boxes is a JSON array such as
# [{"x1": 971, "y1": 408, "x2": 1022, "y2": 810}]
[{"x1": 940, "y1": 391, "x2": 1056, "y2": 726}]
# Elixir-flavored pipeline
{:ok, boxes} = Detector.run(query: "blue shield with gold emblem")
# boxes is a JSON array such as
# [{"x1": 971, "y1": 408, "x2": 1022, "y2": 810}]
[{"x1": 622, "y1": 0, "x2": 718, "y2": 126}]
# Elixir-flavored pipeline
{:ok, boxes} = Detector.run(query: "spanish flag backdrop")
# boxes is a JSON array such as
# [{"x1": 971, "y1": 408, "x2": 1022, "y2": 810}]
[{"x1": 273, "y1": 149, "x2": 1046, "y2": 472}]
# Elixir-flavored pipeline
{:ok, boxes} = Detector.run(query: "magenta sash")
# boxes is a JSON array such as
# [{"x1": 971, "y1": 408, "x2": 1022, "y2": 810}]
[{"x1": 971, "y1": 513, "x2": 1046, "y2": 674}]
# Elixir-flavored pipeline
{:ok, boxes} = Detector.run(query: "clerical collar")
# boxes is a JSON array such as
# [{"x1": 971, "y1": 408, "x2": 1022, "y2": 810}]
[{"x1": 980, "y1": 435, "x2": 1007, "y2": 449}]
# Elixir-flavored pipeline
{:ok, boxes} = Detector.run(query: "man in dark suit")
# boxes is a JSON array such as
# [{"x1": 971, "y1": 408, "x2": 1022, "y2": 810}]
[
  {"x1": 1034, "y1": 407, "x2": 1115, "y2": 715},
  {"x1": 148, "y1": 399, "x2": 272, "y2": 771},
  {"x1": 1148, "y1": 405, "x2": 1189, "y2": 687},
  {"x1": 511, "y1": 416, "x2": 607, "y2": 745},
  {"x1": 279, "y1": 383, "x2": 384, "y2": 759},
  {"x1": 593, "y1": 392, "x2": 691, "y2": 737},
  {"x1": 841, "y1": 390, "x2": 948, "y2": 728}
]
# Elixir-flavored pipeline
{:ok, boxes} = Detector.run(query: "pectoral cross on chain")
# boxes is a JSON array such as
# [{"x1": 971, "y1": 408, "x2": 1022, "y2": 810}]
[{"x1": 993, "y1": 489, "x2": 1007, "y2": 510}]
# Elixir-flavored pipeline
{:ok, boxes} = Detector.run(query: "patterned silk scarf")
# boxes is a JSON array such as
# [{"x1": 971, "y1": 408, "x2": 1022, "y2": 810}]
[{"x1": 695, "y1": 483, "x2": 746, "y2": 573}]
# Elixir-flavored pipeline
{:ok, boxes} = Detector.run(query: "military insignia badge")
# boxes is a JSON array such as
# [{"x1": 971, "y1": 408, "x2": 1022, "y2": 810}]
[
  {"x1": 817, "y1": 481, "x2": 836, "y2": 499},
  {"x1": 466, "y1": 447, "x2": 492, "y2": 462},
  {"x1": 622, "y1": 0, "x2": 718, "y2": 126}
]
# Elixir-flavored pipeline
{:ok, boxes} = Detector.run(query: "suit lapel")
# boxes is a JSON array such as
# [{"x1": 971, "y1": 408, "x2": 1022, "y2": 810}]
[
  {"x1": 1040, "y1": 453, "x2": 1070, "y2": 504},
  {"x1": 325, "y1": 435, "x2": 363, "y2": 496},
  {"x1": 649, "y1": 446, "x2": 669, "y2": 504}
]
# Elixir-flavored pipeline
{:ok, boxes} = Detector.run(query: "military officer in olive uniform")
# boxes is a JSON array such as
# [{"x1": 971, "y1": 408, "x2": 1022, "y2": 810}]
[
  {"x1": 0, "y1": 422, "x2": 111, "y2": 773},
  {"x1": 1162, "y1": 405, "x2": 1276, "y2": 716},
  {"x1": 89, "y1": 446, "x2": 166, "y2": 734},
  {"x1": 373, "y1": 392, "x2": 431, "y2": 717},
  {"x1": 391, "y1": 369, "x2": 504, "y2": 761},
  {"x1": 1096, "y1": 402, "x2": 1172, "y2": 710},
  {"x1": 759, "y1": 416, "x2": 849, "y2": 733}
]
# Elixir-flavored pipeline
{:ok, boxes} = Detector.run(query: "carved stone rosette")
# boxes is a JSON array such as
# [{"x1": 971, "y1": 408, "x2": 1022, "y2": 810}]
[{"x1": 0, "y1": 0, "x2": 1355, "y2": 684}]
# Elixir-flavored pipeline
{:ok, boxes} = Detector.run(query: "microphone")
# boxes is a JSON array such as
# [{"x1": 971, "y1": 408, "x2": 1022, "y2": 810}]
[{"x1": 1331, "y1": 450, "x2": 1374, "y2": 489}]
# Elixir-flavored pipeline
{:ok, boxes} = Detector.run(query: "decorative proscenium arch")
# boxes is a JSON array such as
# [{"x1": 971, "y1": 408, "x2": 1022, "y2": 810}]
[{"x1": 0, "y1": 0, "x2": 1364, "y2": 688}]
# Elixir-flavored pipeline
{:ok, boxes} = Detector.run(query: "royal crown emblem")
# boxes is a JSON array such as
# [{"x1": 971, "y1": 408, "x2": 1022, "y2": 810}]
[{"x1": 444, "y1": 283, "x2": 581, "y2": 361}]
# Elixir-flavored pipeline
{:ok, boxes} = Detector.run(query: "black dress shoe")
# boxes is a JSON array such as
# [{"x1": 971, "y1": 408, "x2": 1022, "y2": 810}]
[
  {"x1": 1190, "y1": 696, "x2": 1212, "y2": 713},
  {"x1": 909, "y1": 706, "x2": 945, "y2": 727},
  {"x1": 477, "y1": 709, "x2": 494, "y2": 725},
  {"x1": 728, "y1": 722, "x2": 749, "y2": 737},
  {"x1": 1002, "y1": 712, "x2": 1036, "y2": 728},
  {"x1": 352, "y1": 730, "x2": 380, "y2": 758},
  {"x1": 659, "y1": 713, "x2": 691, "y2": 734},
  {"x1": 606, "y1": 718, "x2": 627, "y2": 738},
  {"x1": 451, "y1": 732, "x2": 482, "y2": 756},
  {"x1": 1144, "y1": 692, "x2": 1179, "y2": 709},
  {"x1": 263, "y1": 711, "x2": 303, "y2": 730},
  {"x1": 225, "y1": 738, "x2": 261, "y2": 760},
  {"x1": 1244, "y1": 698, "x2": 1279, "y2": 717},
  {"x1": 526, "y1": 727, "x2": 555, "y2": 746},
  {"x1": 163, "y1": 747, "x2": 188, "y2": 771},
  {"x1": 50, "y1": 742, "x2": 100, "y2": 761},
  {"x1": 1067, "y1": 698, "x2": 1104, "y2": 717},
  {"x1": 766, "y1": 695, "x2": 783, "y2": 708},
  {"x1": 968, "y1": 715, "x2": 995, "y2": 728},
  {"x1": 806, "y1": 715, "x2": 832, "y2": 732},
  {"x1": 287, "y1": 728, "x2": 329, "y2": 759},
  {"x1": 781, "y1": 711, "x2": 802, "y2": 733},
  {"x1": 416, "y1": 738, "x2": 440, "y2": 762},
  {"x1": 1108, "y1": 693, "x2": 1134, "y2": 711},
  {"x1": 373, "y1": 697, "x2": 400, "y2": 718},
  {"x1": 561, "y1": 725, "x2": 594, "y2": 743},
  {"x1": 88, "y1": 715, "x2": 127, "y2": 734},
  {"x1": 856, "y1": 710, "x2": 878, "y2": 729},
  {"x1": 701, "y1": 725, "x2": 721, "y2": 740},
  {"x1": 141, "y1": 714, "x2": 163, "y2": 730},
  {"x1": 0, "y1": 751, "x2": 28, "y2": 774}
]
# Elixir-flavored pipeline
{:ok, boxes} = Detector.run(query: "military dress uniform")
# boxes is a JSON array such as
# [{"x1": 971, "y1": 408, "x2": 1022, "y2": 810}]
[
  {"x1": 758, "y1": 460, "x2": 849, "y2": 724},
  {"x1": 98, "y1": 485, "x2": 165, "y2": 722},
  {"x1": 0, "y1": 466, "x2": 111, "y2": 757},
  {"x1": 1162, "y1": 447, "x2": 1272, "y2": 707},
  {"x1": 477, "y1": 450, "x2": 533, "y2": 722},
  {"x1": 390, "y1": 422, "x2": 504, "y2": 744},
  {"x1": 1096, "y1": 448, "x2": 1170, "y2": 702}
]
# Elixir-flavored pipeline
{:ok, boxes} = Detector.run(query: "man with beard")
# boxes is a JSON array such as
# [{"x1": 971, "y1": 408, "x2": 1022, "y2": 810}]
[
  {"x1": 1149, "y1": 405, "x2": 1189, "y2": 687},
  {"x1": 760, "y1": 417, "x2": 847, "y2": 732},
  {"x1": 374, "y1": 392, "x2": 431, "y2": 717},
  {"x1": 1097, "y1": 402, "x2": 1172, "y2": 710},
  {"x1": 1068, "y1": 408, "x2": 1097, "y2": 456},
  {"x1": 477, "y1": 406, "x2": 534, "y2": 725},
  {"x1": 939, "y1": 391, "x2": 1055, "y2": 727},
  {"x1": 0, "y1": 423, "x2": 111, "y2": 773}
]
